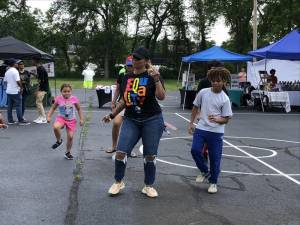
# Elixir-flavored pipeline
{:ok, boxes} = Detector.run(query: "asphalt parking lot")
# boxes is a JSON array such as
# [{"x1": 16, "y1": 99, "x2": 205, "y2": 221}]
[{"x1": 0, "y1": 89, "x2": 299, "y2": 225}]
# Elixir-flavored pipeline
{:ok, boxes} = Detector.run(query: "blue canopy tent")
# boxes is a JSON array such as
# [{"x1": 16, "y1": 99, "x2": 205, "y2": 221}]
[
  {"x1": 178, "y1": 46, "x2": 252, "y2": 109},
  {"x1": 248, "y1": 29, "x2": 300, "y2": 60},
  {"x1": 182, "y1": 46, "x2": 252, "y2": 62},
  {"x1": 248, "y1": 29, "x2": 300, "y2": 112}
]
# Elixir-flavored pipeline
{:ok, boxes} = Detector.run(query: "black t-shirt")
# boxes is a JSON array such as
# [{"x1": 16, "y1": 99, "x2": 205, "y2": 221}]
[
  {"x1": 37, "y1": 65, "x2": 49, "y2": 92},
  {"x1": 120, "y1": 71, "x2": 162, "y2": 119}
]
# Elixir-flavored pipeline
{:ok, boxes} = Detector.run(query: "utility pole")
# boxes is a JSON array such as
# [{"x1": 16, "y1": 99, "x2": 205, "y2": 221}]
[{"x1": 253, "y1": 0, "x2": 257, "y2": 51}]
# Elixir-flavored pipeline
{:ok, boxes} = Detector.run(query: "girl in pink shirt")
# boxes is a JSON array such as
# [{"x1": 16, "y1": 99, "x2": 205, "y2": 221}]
[{"x1": 47, "y1": 84, "x2": 84, "y2": 160}]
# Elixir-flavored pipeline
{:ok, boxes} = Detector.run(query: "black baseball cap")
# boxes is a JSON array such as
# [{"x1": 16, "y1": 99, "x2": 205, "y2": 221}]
[
  {"x1": 5, "y1": 58, "x2": 21, "y2": 66},
  {"x1": 132, "y1": 47, "x2": 150, "y2": 60}
]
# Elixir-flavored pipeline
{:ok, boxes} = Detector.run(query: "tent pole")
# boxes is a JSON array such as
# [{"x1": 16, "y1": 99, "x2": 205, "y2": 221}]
[
  {"x1": 260, "y1": 58, "x2": 268, "y2": 112},
  {"x1": 183, "y1": 63, "x2": 191, "y2": 110},
  {"x1": 177, "y1": 61, "x2": 183, "y2": 89}
]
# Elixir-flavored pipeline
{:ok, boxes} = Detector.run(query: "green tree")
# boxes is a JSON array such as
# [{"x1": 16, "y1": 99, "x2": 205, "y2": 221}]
[
  {"x1": 218, "y1": 0, "x2": 253, "y2": 54},
  {"x1": 258, "y1": 0, "x2": 300, "y2": 46},
  {"x1": 191, "y1": 0, "x2": 219, "y2": 51},
  {"x1": 49, "y1": 0, "x2": 131, "y2": 78},
  {"x1": 0, "y1": 0, "x2": 45, "y2": 48}
]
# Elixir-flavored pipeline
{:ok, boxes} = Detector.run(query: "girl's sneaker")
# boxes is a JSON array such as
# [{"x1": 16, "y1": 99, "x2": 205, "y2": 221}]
[
  {"x1": 64, "y1": 152, "x2": 74, "y2": 160},
  {"x1": 52, "y1": 140, "x2": 63, "y2": 149}
]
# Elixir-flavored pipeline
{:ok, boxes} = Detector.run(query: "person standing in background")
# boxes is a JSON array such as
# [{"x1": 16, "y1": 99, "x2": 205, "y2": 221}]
[
  {"x1": 106, "y1": 57, "x2": 137, "y2": 158},
  {"x1": 4, "y1": 58, "x2": 30, "y2": 125},
  {"x1": 18, "y1": 60, "x2": 31, "y2": 120},
  {"x1": 32, "y1": 57, "x2": 49, "y2": 124}
]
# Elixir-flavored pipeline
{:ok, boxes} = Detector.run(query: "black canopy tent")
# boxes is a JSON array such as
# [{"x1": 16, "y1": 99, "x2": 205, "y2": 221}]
[
  {"x1": 0, "y1": 36, "x2": 53, "y2": 61},
  {"x1": 0, "y1": 36, "x2": 56, "y2": 100}
]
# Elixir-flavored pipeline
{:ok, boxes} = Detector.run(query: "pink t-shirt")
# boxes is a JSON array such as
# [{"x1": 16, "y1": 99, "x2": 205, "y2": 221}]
[{"x1": 55, "y1": 95, "x2": 79, "y2": 120}]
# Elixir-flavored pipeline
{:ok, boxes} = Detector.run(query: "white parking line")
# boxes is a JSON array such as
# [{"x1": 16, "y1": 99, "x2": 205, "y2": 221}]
[{"x1": 175, "y1": 113, "x2": 300, "y2": 185}]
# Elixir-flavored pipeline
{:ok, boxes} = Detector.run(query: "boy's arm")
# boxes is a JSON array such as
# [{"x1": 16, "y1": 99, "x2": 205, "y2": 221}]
[
  {"x1": 210, "y1": 116, "x2": 231, "y2": 124},
  {"x1": 188, "y1": 106, "x2": 199, "y2": 134},
  {"x1": 75, "y1": 103, "x2": 84, "y2": 126},
  {"x1": 47, "y1": 103, "x2": 58, "y2": 123}
]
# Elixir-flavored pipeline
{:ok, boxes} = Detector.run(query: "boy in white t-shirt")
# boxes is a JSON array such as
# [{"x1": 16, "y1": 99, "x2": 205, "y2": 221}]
[{"x1": 188, "y1": 67, "x2": 232, "y2": 194}]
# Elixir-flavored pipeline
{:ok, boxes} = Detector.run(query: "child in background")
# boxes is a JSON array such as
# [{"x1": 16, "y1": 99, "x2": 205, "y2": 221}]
[
  {"x1": 47, "y1": 84, "x2": 84, "y2": 160},
  {"x1": 0, "y1": 112, "x2": 8, "y2": 129},
  {"x1": 188, "y1": 67, "x2": 232, "y2": 194}
]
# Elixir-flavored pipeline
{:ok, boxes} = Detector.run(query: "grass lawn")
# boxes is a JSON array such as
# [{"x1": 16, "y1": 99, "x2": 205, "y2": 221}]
[{"x1": 49, "y1": 78, "x2": 180, "y2": 91}]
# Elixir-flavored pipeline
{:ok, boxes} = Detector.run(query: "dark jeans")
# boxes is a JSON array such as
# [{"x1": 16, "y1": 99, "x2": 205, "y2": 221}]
[
  {"x1": 7, "y1": 93, "x2": 23, "y2": 122},
  {"x1": 115, "y1": 113, "x2": 165, "y2": 185},
  {"x1": 21, "y1": 93, "x2": 28, "y2": 118}
]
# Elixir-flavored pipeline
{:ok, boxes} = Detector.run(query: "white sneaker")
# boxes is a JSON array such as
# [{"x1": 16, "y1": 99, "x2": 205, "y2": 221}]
[
  {"x1": 33, "y1": 116, "x2": 42, "y2": 123},
  {"x1": 108, "y1": 181, "x2": 125, "y2": 195},
  {"x1": 208, "y1": 183, "x2": 218, "y2": 194},
  {"x1": 142, "y1": 186, "x2": 158, "y2": 198},
  {"x1": 35, "y1": 117, "x2": 47, "y2": 124},
  {"x1": 195, "y1": 173, "x2": 208, "y2": 183}
]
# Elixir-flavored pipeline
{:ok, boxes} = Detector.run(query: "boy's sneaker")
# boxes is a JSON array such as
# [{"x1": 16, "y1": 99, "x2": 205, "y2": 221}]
[
  {"x1": 208, "y1": 183, "x2": 218, "y2": 194},
  {"x1": 108, "y1": 181, "x2": 125, "y2": 195},
  {"x1": 64, "y1": 152, "x2": 74, "y2": 160},
  {"x1": 52, "y1": 140, "x2": 63, "y2": 149},
  {"x1": 141, "y1": 186, "x2": 158, "y2": 198},
  {"x1": 7, "y1": 121, "x2": 17, "y2": 125},
  {"x1": 19, "y1": 120, "x2": 30, "y2": 125},
  {"x1": 196, "y1": 172, "x2": 209, "y2": 183}
]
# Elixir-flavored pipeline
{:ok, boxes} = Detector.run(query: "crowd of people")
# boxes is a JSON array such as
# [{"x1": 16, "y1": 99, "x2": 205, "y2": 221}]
[
  {"x1": 1, "y1": 47, "x2": 233, "y2": 198},
  {"x1": 0, "y1": 57, "x2": 50, "y2": 125}
]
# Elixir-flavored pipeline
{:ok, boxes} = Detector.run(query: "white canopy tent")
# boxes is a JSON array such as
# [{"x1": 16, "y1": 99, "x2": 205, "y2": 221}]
[{"x1": 247, "y1": 59, "x2": 300, "y2": 88}]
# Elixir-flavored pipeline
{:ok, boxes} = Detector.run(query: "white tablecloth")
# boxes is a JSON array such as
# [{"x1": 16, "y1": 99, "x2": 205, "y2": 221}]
[
  {"x1": 251, "y1": 90, "x2": 291, "y2": 112},
  {"x1": 286, "y1": 91, "x2": 300, "y2": 106}
]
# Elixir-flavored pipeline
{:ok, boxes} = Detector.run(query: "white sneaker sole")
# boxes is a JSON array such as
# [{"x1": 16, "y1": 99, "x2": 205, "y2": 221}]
[
  {"x1": 34, "y1": 120, "x2": 47, "y2": 124},
  {"x1": 64, "y1": 155, "x2": 73, "y2": 160}
]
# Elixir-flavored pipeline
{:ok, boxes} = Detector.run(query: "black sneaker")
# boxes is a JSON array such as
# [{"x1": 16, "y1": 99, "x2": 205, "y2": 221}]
[
  {"x1": 64, "y1": 152, "x2": 74, "y2": 160},
  {"x1": 52, "y1": 140, "x2": 63, "y2": 149},
  {"x1": 19, "y1": 120, "x2": 30, "y2": 125},
  {"x1": 7, "y1": 121, "x2": 17, "y2": 125}
]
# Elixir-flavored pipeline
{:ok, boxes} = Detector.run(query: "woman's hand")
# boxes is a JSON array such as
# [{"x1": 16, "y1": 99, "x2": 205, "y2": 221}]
[
  {"x1": 147, "y1": 65, "x2": 160, "y2": 82},
  {"x1": 47, "y1": 116, "x2": 51, "y2": 123},
  {"x1": 102, "y1": 114, "x2": 112, "y2": 123}
]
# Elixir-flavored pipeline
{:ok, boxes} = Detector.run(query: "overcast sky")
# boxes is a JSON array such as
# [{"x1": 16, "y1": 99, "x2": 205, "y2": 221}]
[{"x1": 27, "y1": 0, "x2": 230, "y2": 46}]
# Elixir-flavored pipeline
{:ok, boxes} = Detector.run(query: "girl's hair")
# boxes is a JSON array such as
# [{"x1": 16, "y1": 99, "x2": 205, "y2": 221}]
[
  {"x1": 60, "y1": 83, "x2": 72, "y2": 91},
  {"x1": 207, "y1": 67, "x2": 230, "y2": 82}
]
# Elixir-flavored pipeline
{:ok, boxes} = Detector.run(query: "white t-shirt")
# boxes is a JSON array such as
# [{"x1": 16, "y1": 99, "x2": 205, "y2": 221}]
[
  {"x1": 4, "y1": 67, "x2": 20, "y2": 94},
  {"x1": 193, "y1": 88, "x2": 233, "y2": 133},
  {"x1": 82, "y1": 68, "x2": 95, "y2": 81}
]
